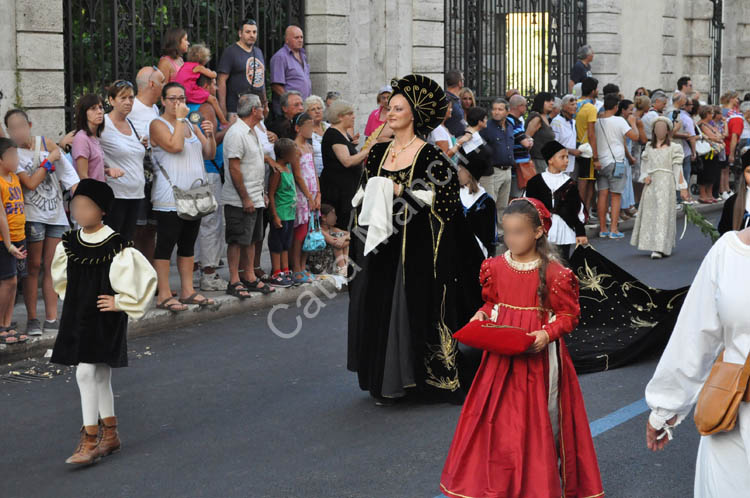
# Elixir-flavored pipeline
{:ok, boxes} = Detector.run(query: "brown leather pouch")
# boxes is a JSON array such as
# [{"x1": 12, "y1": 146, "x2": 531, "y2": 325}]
[{"x1": 694, "y1": 352, "x2": 750, "y2": 436}]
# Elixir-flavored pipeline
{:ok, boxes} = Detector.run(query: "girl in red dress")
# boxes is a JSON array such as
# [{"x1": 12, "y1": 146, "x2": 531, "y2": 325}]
[{"x1": 440, "y1": 198, "x2": 603, "y2": 498}]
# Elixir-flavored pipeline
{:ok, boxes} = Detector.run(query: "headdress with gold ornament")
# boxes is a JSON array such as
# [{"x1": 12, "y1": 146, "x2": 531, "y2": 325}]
[{"x1": 389, "y1": 74, "x2": 449, "y2": 135}]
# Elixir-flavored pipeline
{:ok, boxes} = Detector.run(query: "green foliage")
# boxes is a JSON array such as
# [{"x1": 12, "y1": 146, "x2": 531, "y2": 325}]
[{"x1": 683, "y1": 203, "x2": 721, "y2": 243}]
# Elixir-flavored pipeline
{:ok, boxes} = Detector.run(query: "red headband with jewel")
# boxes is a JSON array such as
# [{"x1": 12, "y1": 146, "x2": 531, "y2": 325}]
[{"x1": 511, "y1": 197, "x2": 552, "y2": 234}]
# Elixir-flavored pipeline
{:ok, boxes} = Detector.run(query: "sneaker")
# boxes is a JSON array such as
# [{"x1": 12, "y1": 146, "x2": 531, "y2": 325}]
[
  {"x1": 269, "y1": 274, "x2": 292, "y2": 288},
  {"x1": 609, "y1": 232, "x2": 625, "y2": 239},
  {"x1": 200, "y1": 273, "x2": 228, "y2": 291},
  {"x1": 43, "y1": 320, "x2": 59, "y2": 333},
  {"x1": 598, "y1": 232, "x2": 610, "y2": 238},
  {"x1": 292, "y1": 272, "x2": 308, "y2": 285},
  {"x1": 26, "y1": 318, "x2": 42, "y2": 336},
  {"x1": 282, "y1": 274, "x2": 295, "y2": 287},
  {"x1": 650, "y1": 251, "x2": 663, "y2": 259}
]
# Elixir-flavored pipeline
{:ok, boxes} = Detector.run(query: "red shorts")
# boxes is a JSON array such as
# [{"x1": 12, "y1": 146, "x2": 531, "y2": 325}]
[{"x1": 294, "y1": 222, "x2": 308, "y2": 242}]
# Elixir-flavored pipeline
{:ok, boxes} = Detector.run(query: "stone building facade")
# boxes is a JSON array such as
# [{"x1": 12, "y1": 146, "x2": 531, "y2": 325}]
[
  {"x1": 0, "y1": 0, "x2": 65, "y2": 139},
  {"x1": 4, "y1": 0, "x2": 748, "y2": 139},
  {"x1": 587, "y1": 0, "x2": 746, "y2": 101},
  {"x1": 305, "y1": 0, "x2": 445, "y2": 132}
]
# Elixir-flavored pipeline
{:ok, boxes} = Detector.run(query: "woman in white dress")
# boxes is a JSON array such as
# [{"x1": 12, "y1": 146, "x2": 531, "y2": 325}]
[
  {"x1": 645, "y1": 227, "x2": 750, "y2": 497},
  {"x1": 630, "y1": 117, "x2": 690, "y2": 259}
]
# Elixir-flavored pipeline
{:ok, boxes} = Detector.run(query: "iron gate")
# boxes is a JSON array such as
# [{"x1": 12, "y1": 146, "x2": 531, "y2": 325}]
[
  {"x1": 708, "y1": 0, "x2": 723, "y2": 104},
  {"x1": 63, "y1": 0, "x2": 305, "y2": 128},
  {"x1": 445, "y1": 0, "x2": 586, "y2": 106}
]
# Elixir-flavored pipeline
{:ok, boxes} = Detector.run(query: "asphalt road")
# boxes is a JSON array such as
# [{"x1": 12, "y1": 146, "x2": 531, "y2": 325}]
[{"x1": 0, "y1": 214, "x2": 718, "y2": 498}]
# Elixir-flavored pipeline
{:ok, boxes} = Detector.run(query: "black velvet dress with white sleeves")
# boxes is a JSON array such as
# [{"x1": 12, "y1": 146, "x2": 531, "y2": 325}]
[
  {"x1": 524, "y1": 173, "x2": 587, "y2": 237},
  {"x1": 50, "y1": 230, "x2": 131, "y2": 368},
  {"x1": 347, "y1": 141, "x2": 484, "y2": 402}
]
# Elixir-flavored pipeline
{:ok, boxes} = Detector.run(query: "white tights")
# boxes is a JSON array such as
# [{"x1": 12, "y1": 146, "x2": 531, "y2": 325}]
[{"x1": 76, "y1": 363, "x2": 115, "y2": 426}]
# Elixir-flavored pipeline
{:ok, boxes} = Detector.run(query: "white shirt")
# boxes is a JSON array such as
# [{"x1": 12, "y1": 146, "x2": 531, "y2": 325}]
[
  {"x1": 17, "y1": 144, "x2": 79, "y2": 226},
  {"x1": 741, "y1": 118, "x2": 750, "y2": 141},
  {"x1": 256, "y1": 122, "x2": 275, "y2": 190},
  {"x1": 311, "y1": 130, "x2": 324, "y2": 176},
  {"x1": 100, "y1": 115, "x2": 146, "y2": 199},
  {"x1": 541, "y1": 170, "x2": 582, "y2": 245},
  {"x1": 127, "y1": 97, "x2": 160, "y2": 142},
  {"x1": 150, "y1": 117, "x2": 206, "y2": 211},
  {"x1": 645, "y1": 232, "x2": 750, "y2": 496},
  {"x1": 642, "y1": 110, "x2": 661, "y2": 141},
  {"x1": 595, "y1": 116, "x2": 631, "y2": 165},
  {"x1": 222, "y1": 118, "x2": 266, "y2": 208},
  {"x1": 550, "y1": 114, "x2": 577, "y2": 173},
  {"x1": 428, "y1": 124, "x2": 452, "y2": 145}
]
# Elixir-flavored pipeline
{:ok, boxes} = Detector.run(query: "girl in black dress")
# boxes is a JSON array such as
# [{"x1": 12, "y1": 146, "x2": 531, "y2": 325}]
[{"x1": 50, "y1": 179, "x2": 156, "y2": 465}]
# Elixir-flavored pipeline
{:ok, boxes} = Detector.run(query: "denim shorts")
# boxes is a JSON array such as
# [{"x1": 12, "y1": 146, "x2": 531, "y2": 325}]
[
  {"x1": 26, "y1": 222, "x2": 69, "y2": 243},
  {"x1": 595, "y1": 162, "x2": 628, "y2": 194}
]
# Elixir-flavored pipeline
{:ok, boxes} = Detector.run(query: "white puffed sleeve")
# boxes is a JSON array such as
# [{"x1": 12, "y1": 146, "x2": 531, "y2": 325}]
[
  {"x1": 109, "y1": 247, "x2": 157, "y2": 320},
  {"x1": 671, "y1": 142, "x2": 687, "y2": 190},
  {"x1": 645, "y1": 240, "x2": 723, "y2": 438},
  {"x1": 638, "y1": 145, "x2": 651, "y2": 183},
  {"x1": 51, "y1": 240, "x2": 68, "y2": 299}
]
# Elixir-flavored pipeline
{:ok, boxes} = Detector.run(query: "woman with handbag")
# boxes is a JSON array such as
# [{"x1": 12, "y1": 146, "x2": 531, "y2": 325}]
[
  {"x1": 630, "y1": 117, "x2": 690, "y2": 259},
  {"x1": 645, "y1": 226, "x2": 750, "y2": 497},
  {"x1": 290, "y1": 112, "x2": 321, "y2": 284},
  {"x1": 149, "y1": 82, "x2": 217, "y2": 312},
  {"x1": 100, "y1": 80, "x2": 146, "y2": 242},
  {"x1": 696, "y1": 106, "x2": 725, "y2": 204}
]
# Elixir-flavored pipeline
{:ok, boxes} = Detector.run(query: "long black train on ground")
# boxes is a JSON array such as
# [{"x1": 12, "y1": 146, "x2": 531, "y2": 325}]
[{"x1": 564, "y1": 245, "x2": 689, "y2": 374}]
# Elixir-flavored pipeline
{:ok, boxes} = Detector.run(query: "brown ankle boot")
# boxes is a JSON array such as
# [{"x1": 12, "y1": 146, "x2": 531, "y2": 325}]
[
  {"x1": 65, "y1": 425, "x2": 100, "y2": 465},
  {"x1": 97, "y1": 416, "x2": 121, "y2": 457}
]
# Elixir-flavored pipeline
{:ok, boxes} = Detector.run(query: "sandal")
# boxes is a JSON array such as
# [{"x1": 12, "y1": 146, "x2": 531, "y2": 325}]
[
  {"x1": 304, "y1": 270, "x2": 316, "y2": 282},
  {"x1": 156, "y1": 297, "x2": 188, "y2": 312},
  {"x1": 179, "y1": 293, "x2": 215, "y2": 307},
  {"x1": 241, "y1": 278, "x2": 275, "y2": 295},
  {"x1": 226, "y1": 282, "x2": 252, "y2": 299},
  {"x1": 1, "y1": 328, "x2": 28, "y2": 344},
  {"x1": 254, "y1": 267, "x2": 271, "y2": 283}
]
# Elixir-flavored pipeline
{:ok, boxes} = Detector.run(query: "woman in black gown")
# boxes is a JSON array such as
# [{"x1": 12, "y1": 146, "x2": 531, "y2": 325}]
[{"x1": 347, "y1": 75, "x2": 483, "y2": 405}]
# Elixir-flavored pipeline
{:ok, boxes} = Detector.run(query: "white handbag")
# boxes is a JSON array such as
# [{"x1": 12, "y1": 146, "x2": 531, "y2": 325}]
[{"x1": 152, "y1": 154, "x2": 217, "y2": 221}]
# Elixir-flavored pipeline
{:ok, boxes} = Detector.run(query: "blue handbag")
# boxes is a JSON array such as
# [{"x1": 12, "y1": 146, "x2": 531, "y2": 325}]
[{"x1": 302, "y1": 210, "x2": 327, "y2": 252}]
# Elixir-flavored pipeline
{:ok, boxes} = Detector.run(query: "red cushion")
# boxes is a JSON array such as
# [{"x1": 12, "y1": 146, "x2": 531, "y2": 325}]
[{"x1": 453, "y1": 320, "x2": 534, "y2": 355}]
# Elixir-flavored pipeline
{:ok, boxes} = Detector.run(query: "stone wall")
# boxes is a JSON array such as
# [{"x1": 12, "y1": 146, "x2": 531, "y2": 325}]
[
  {"x1": 587, "y1": 0, "x2": 749, "y2": 102},
  {"x1": 1, "y1": 0, "x2": 66, "y2": 138},
  {"x1": 305, "y1": 0, "x2": 444, "y2": 136}
]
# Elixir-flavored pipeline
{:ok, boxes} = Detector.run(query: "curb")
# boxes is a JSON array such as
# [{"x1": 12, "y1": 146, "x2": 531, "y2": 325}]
[
  {"x1": 0, "y1": 278, "x2": 344, "y2": 365},
  {"x1": 584, "y1": 201, "x2": 723, "y2": 239}
]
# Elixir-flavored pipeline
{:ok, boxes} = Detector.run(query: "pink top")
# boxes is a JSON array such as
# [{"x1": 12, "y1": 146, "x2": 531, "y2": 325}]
[
  {"x1": 72, "y1": 130, "x2": 106, "y2": 182},
  {"x1": 294, "y1": 151, "x2": 319, "y2": 227},
  {"x1": 160, "y1": 55, "x2": 184, "y2": 82},
  {"x1": 174, "y1": 62, "x2": 210, "y2": 105},
  {"x1": 364, "y1": 107, "x2": 387, "y2": 137}
]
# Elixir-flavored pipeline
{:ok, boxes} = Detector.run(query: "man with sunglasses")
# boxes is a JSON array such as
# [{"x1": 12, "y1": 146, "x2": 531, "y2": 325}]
[{"x1": 217, "y1": 19, "x2": 266, "y2": 119}]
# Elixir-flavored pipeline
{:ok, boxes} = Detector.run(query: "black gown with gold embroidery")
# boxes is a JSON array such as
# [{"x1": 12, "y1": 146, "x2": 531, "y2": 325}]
[{"x1": 347, "y1": 141, "x2": 484, "y2": 402}]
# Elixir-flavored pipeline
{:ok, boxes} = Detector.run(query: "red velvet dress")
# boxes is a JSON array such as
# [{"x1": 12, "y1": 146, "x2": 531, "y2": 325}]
[{"x1": 440, "y1": 253, "x2": 604, "y2": 498}]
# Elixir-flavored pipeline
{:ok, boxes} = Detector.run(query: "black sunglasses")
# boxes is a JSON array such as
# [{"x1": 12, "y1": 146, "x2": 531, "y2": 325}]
[{"x1": 240, "y1": 18, "x2": 257, "y2": 27}]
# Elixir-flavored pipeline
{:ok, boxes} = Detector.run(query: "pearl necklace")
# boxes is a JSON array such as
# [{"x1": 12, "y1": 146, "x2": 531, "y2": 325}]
[{"x1": 390, "y1": 135, "x2": 417, "y2": 162}]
